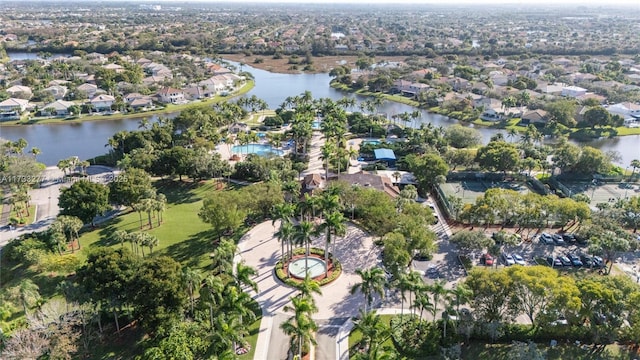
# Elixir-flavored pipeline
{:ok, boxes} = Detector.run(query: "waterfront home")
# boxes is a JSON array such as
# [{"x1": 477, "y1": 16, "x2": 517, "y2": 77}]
[
  {"x1": 77, "y1": 83, "x2": 98, "y2": 98},
  {"x1": 0, "y1": 98, "x2": 30, "y2": 113},
  {"x1": 157, "y1": 87, "x2": 186, "y2": 104},
  {"x1": 41, "y1": 100, "x2": 76, "y2": 116},
  {"x1": 90, "y1": 95, "x2": 116, "y2": 112},
  {"x1": 42, "y1": 85, "x2": 68, "y2": 100},
  {"x1": 521, "y1": 109, "x2": 549, "y2": 125}
]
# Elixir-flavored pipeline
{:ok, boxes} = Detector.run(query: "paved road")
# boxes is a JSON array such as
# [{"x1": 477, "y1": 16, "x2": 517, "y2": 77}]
[
  {"x1": 0, "y1": 166, "x2": 120, "y2": 248},
  {"x1": 301, "y1": 131, "x2": 325, "y2": 178},
  {"x1": 267, "y1": 313, "x2": 290, "y2": 360}
]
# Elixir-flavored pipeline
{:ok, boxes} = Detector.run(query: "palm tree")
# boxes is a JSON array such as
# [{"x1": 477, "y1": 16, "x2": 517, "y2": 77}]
[
  {"x1": 18, "y1": 279, "x2": 40, "y2": 316},
  {"x1": 630, "y1": 159, "x2": 640, "y2": 180},
  {"x1": 282, "y1": 296, "x2": 318, "y2": 359},
  {"x1": 181, "y1": 267, "x2": 201, "y2": 315},
  {"x1": 275, "y1": 220, "x2": 295, "y2": 263},
  {"x1": 111, "y1": 229, "x2": 130, "y2": 248},
  {"x1": 320, "y1": 142, "x2": 334, "y2": 181},
  {"x1": 295, "y1": 273, "x2": 322, "y2": 301},
  {"x1": 154, "y1": 193, "x2": 166, "y2": 226},
  {"x1": 449, "y1": 283, "x2": 472, "y2": 318},
  {"x1": 507, "y1": 128, "x2": 519, "y2": 143},
  {"x1": 272, "y1": 203, "x2": 296, "y2": 259},
  {"x1": 213, "y1": 313, "x2": 248, "y2": 355},
  {"x1": 234, "y1": 262, "x2": 258, "y2": 292},
  {"x1": 140, "y1": 232, "x2": 159, "y2": 254},
  {"x1": 350, "y1": 268, "x2": 386, "y2": 312},
  {"x1": 30, "y1": 147, "x2": 41, "y2": 160},
  {"x1": 317, "y1": 211, "x2": 346, "y2": 277},
  {"x1": 428, "y1": 280, "x2": 450, "y2": 323},
  {"x1": 352, "y1": 309, "x2": 389, "y2": 354},
  {"x1": 413, "y1": 288, "x2": 434, "y2": 323},
  {"x1": 293, "y1": 221, "x2": 316, "y2": 276},
  {"x1": 201, "y1": 275, "x2": 225, "y2": 329}
]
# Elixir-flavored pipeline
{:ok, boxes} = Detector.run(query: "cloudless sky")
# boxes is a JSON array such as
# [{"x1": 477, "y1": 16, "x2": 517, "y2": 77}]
[{"x1": 171, "y1": 0, "x2": 639, "y2": 5}]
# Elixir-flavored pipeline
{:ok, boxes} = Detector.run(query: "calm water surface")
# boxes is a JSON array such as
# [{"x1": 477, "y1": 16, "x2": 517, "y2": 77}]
[{"x1": 1, "y1": 57, "x2": 638, "y2": 166}]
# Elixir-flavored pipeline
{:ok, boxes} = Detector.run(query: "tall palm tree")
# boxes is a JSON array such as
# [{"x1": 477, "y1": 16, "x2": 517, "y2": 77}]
[
  {"x1": 320, "y1": 142, "x2": 334, "y2": 181},
  {"x1": 181, "y1": 267, "x2": 201, "y2": 315},
  {"x1": 317, "y1": 211, "x2": 346, "y2": 277},
  {"x1": 350, "y1": 268, "x2": 386, "y2": 312},
  {"x1": 154, "y1": 193, "x2": 167, "y2": 226},
  {"x1": 213, "y1": 313, "x2": 248, "y2": 355},
  {"x1": 282, "y1": 295, "x2": 318, "y2": 359},
  {"x1": 275, "y1": 220, "x2": 295, "y2": 262},
  {"x1": 234, "y1": 262, "x2": 258, "y2": 292},
  {"x1": 413, "y1": 288, "x2": 434, "y2": 323},
  {"x1": 293, "y1": 221, "x2": 316, "y2": 276},
  {"x1": 630, "y1": 159, "x2": 640, "y2": 180},
  {"x1": 449, "y1": 283, "x2": 472, "y2": 317},
  {"x1": 428, "y1": 280, "x2": 450, "y2": 323},
  {"x1": 272, "y1": 203, "x2": 296, "y2": 259},
  {"x1": 352, "y1": 309, "x2": 389, "y2": 354},
  {"x1": 201, "y1": 275, "x2": 225, "y2": 329}
]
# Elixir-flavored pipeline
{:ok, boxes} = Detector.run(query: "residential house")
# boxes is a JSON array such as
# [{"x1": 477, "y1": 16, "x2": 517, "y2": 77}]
[
  {"x1": 103, "y1": 63, "x2": 125, "y2": 73},
  {"x1": 42, "y1": 85, "x2": 68, "y2": 100},
  {"x1": 481, "y1": 107, "x2": 504, "y2": 121},
  {"x1": 0, "y1": 98, "x2": 30, "y2": 113},
  {"x1": 521, "y1": 109, "x2": 549, "y2": 125},
  {"x1": 539, "y1": 82, "x2": 565, "y2": 95},
  {"x1": 302, "y1": 173, "x2": 325, "y2": 192},
  {"x1": 198, "y1": 77, "x2": 226, "y2": 96},
  {"x1": 5, "y1": 85, "x2": 32, "y2": 99},
  {"x1": 77, "y1": 83, "x2": 98, "y2": 98},
  {"x1": 561, "y1": 86, "x2": 587, "y2": 98},
  {"x1": 48, "y1": 80, "x2": 69, "y2": 87},
  {"x1": 90, "y1": 94, "x2": 116, "y2": 112},
  {"x1": 606, "y1": 102, "x2": 640, "y2": 123},
  {"x1": 0, "y1": 98, "x2": 30, "y2": 120},
  {"x1": 334, "y1": 172, "x2": 400, "y2": 198},
  {"x1": 126, "y1": 94, "x2": 153, "y2": 110},
  {"x1": 157, "y1": 87, "x2": 185, "y2": 104},
  {"x1": 41, "y1": 100, "x2": 75, "y2": 116},
  {"x1": 392, "y1": 80, "x2": 429, "y2": 97}
]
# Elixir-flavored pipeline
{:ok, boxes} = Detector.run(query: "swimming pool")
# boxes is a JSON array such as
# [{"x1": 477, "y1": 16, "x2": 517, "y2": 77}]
[
  {"x1": 362, "y1": 139, "x2": 381, "y2": 146},
  {"x1": 232, "y1": 143, "x2": 284, "y2": 156},
  {"x1": 312, "y1": 121, "x2": 321, "y2": 129}
]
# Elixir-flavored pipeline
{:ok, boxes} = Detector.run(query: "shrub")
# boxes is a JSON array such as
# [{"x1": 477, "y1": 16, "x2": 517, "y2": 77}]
[
  {"x1": 39, "y1": 253, "x2": 82, "y2": 273},
  {"x1": 390, "y1": 315, "x2": 440, "y2": 356},
  {"x1": 274, "y1": 247, "x2": 342, "y2": 287}
]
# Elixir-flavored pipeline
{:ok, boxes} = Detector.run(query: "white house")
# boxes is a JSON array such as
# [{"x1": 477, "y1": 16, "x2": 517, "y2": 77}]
[
  {"x1": 606, "y1": 102, "x2": 640, "y2": 123},
  {"x1": 103, "y1": 63, "x2": 125, "y2": 73},
  {"x1": 77, "y1": 83, "x2": 98, "y2": 98},
  {"x1": 41, "y1": 100, "x2": 76, "y2": 116},
  {"x1": 561, "y1": 86, "x2": 587, "y2": 98},
  {"x1": 5, "y1": 85, "x2": 33, "y2": 99},
  {"x1": 90, "y1": 94, "x2": 116, "y2": 112},
  {"x1": 43, "y1": 85, "x2": 68, "y2": 100},
  {"x1": 157, "y1": 87, "x2": 185, "y2": 104},
  {"x1": 0, "y1": 98, "x2": 30, "y2": 113}
]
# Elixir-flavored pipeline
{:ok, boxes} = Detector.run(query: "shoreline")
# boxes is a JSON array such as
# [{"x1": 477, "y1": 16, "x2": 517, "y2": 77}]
[
  {"x1": 0, "y1": 80, "x2": 254, "y2": 127},
  {"x1": 329, "y1": 81, "x2": 640, "y2": 138}
]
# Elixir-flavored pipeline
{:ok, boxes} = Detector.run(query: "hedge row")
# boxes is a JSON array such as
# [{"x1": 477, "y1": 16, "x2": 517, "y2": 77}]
[{"x1": 274, "y1": 247, "x2": 342, "y2": 287}]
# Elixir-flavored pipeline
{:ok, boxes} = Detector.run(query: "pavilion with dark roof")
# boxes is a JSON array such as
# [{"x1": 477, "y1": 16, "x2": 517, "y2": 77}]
[{"x1": 374, "y1": 148, "x2": 396, "y2": 167}]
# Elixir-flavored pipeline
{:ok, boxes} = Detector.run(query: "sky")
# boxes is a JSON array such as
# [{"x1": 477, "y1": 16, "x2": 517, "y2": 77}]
[{"x1": 162, "y1": 0, "x2": 639, "y2": 5}]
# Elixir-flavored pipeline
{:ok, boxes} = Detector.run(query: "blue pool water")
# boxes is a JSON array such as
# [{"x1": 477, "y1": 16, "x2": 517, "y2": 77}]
[
  {"x1": 362, "y1": 139, "x2": 381, "y2": 146},
  {"x1": 312, "y1": 121, "x2": 321, "y2": 129},
  {"x1": 232, "y1": 143, "x2": 284, "y2": 156}
]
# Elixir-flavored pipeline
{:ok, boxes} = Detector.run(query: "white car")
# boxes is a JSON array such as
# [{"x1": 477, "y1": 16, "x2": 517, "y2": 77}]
[
  {"x1": 501, "y1": 253, "x2": 515, "y2": 266},
  {"x1": 512, "y1": 253, "x2": 526, "y2": 265}
]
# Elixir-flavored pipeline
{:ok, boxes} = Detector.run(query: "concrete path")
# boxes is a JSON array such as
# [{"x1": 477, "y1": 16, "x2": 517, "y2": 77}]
[
  {"x1": 237, "y1": 220, "x2": 380, "y2": 360},
  {"x1": 302, "y1": 131, "x2": 326, "y2": 178}
]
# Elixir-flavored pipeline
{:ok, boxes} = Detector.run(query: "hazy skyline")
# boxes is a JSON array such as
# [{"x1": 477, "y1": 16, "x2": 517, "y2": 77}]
[{"x1": 144, "y1": 0, "x2": 639, "y2": 5}]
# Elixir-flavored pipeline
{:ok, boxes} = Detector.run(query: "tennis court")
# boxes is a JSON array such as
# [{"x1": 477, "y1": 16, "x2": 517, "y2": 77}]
[
  {"x1": 439, "y1": 180, "x2": 531, "y2": 204},
  {"x1": 557, "y1": 180, "x2": 640, "y2": 204}
]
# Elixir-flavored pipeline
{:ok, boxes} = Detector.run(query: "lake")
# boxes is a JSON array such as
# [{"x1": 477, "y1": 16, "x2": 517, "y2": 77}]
[{"x1": 0, "y1": 57, "x2": 638, "y2": 166}]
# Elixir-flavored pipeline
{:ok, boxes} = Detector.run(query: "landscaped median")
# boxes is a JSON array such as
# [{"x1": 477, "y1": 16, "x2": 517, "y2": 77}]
[{"x1": 274, "y1": 247, "x2": 342, "y2": 287}]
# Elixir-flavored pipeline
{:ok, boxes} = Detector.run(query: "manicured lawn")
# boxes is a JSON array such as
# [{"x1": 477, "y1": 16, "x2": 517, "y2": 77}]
[
  {"x1": 9, "y1": 204, "x2": 36, "y2": 225},
  {"x1": 80, "y1": 179, "x2": 222, "y2": 269}
]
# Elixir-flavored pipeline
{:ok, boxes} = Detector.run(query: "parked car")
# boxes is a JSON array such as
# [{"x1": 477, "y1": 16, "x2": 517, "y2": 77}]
[
  {"x1": 562, "y1": 233, "x2": 576, "y2": 244},
  {"x1": 539, "y1": 233, "x2": 554, "y2": 245},
  {"x1": 425, "y1": 266, "x2": 439, "y2": 278},
  {"x1": 567, "y1": 253, "x2": 583, "y2": 267},
  {"x1": 512, "y1": 253, "x2": 526, "y2": 265},
  {"x1": 547, "y1": 256, "x2": 563, "y2": 267},
  {"x1": 593, "y1": 256, "x2": 605, "y2": 268},
  {"x1": 559, "y1": 256, "x2": 572, "y2": 267},
  {"x1": 480, "y1": 253, "x2": 494, "y2": 266},
  {"x1": 553, "y1": 234, "x2": 566, "y2": 246},
  {"x1": 580, "y1": 255, "x2": 595, "y2": 268},
  {"x1": 501, "y1": 253, "x2": 515, "y2": 266}
]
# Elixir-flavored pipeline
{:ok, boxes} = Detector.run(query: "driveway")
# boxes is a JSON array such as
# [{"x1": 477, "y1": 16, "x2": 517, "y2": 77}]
[{"x1": 238, "y1": 220, "x2": 380, "y2": 359}]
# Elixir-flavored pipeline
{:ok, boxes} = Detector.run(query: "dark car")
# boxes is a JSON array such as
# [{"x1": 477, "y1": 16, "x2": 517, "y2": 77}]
[
  {"x1": 547, "y1": 256, "x2": 563, "y2": 267},
  {"x1": 567, "y1": 253, "x2": 583, "y2": 267},
  {"x1": 593, "y1": 256, "x2": 605, "y2": 268},
  {"x1": 574, "y1": 234, "x2": 589, "y2": 245},
  {"x1": 581, "y1": 255, "x2": 595, "y2": 268},
  {"x1": 540, "y1": 233, "x2": 554, "y2": 245},
  {"x1": 559, "y1": 256, "x2": 572, "y2": 267},
  {"x1": 562, "y1": 233, "x2": 576, "y2": 244},
  {"x1": 553, "y1": 234, "x2": 566, "y2": 246}
]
